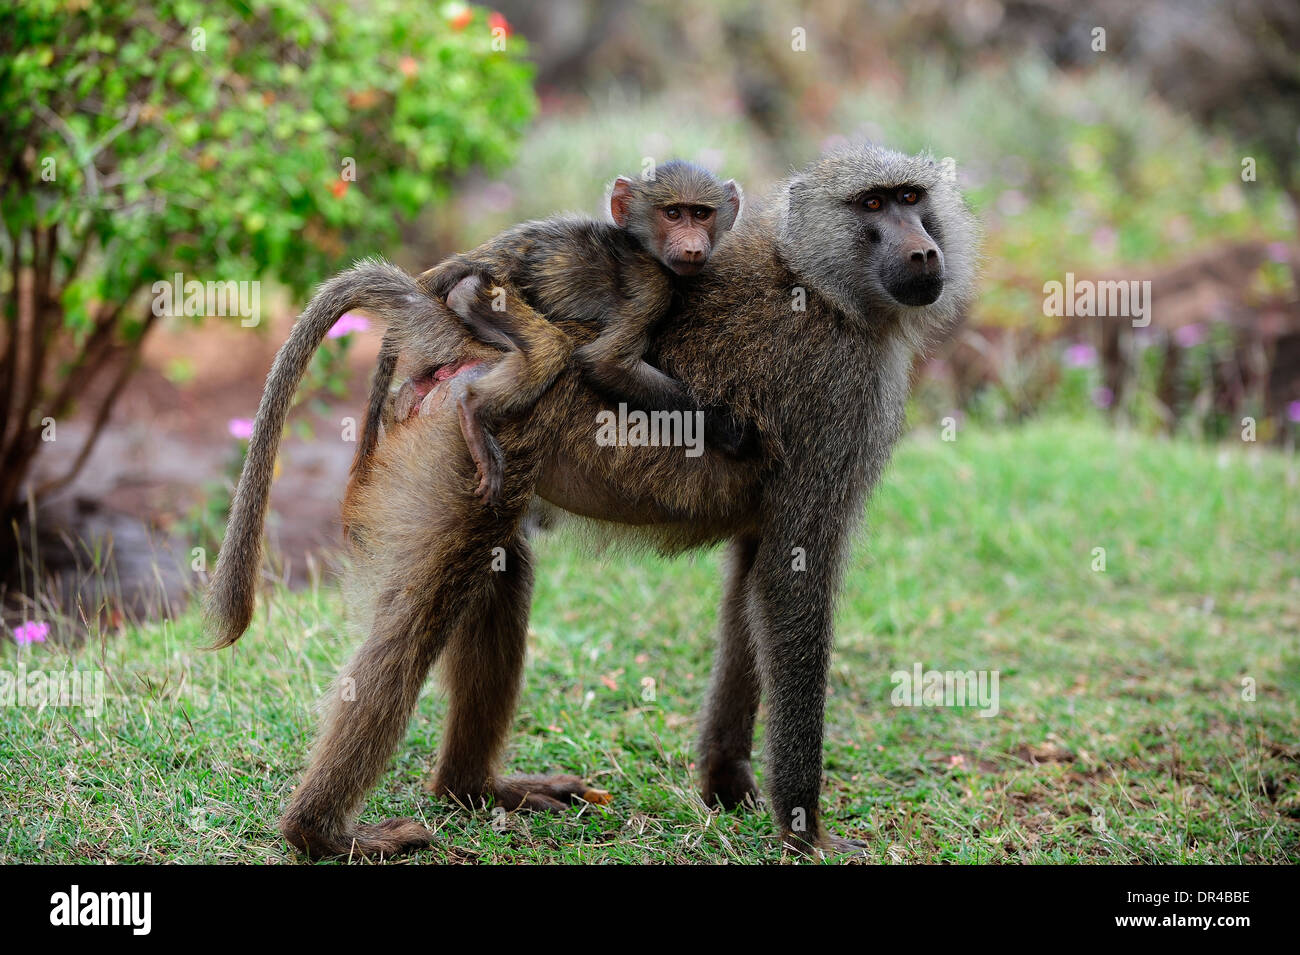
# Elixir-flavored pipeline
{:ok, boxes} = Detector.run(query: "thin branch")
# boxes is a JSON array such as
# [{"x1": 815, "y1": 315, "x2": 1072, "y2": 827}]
[
  {"x1": 32, "y1": 102, "x2": 100, "y2": 200},
  {"x1": 36, "y1": 311, "x2": 157, "y2": 498},
  {"x1": 100, "y1": 140, "x2": 169, "y2": 190},
  {"x1": 0, "y1": 225, "x2": 22, "y2": 449},
  {"x1": 16, "y1": 224, "x2": 56, "y2": 458},
  {"x1": 44, "y1": 301, "x2": 124, "y2": 421},
  {"x1": 87, "y1": 102, "x2": 140, "y2": 159}
]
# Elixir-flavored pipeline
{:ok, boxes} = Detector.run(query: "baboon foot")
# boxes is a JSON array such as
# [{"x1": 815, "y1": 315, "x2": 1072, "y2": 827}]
[
  {"x1": 493, "y1": 774, "x2": 613, "y2": 811},
  {"x1": 428, "y1": 256, "x2": 495, "y2": 300},
  {"x1": 701, "y1": 758, "x2": 760, "y2": 810},
  {"x1": 445, "y1": 274, "x2": 484, "y2": 319},
  {"x1": 445, "y1": 275, "x2": 522, "y2": 352},
  {"x1": 781, "y1": 830, "x2": 870, "y2": 859},
  {"x1": 444, "y1": 274, "x2": 538, "y2": 353},
  {"x1": 456, "y1": 394, "x2": 504, "y2": 506},
  {"x1": 429, "y1": 773, "x2": 611, "y2": 812},
  {"x1": 281, "y1": 814, "x2": 434, "y2": 860}
]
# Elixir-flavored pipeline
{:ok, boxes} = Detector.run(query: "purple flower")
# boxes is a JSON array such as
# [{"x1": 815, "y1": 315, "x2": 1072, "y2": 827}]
[
  {"x1": 1287, "y1": 400, "x2": 1300, "y2": 424},
  {"x1": 1065, "y1": 343, "x2": 1097, "y2": 368},
  {"x1": 13, "y1": 621, "x2": 49, "y2": 645},
  {"x1": 1092, "y1": 386, "x2": 1114, "y2": 409},
  {"x1": 1174, "y1": 324, "x2": 1206, "y2": 348},
  {"x1": 1267, "y1": 242, "x2": 1290, "y2": 264},
  {"x1": 228, "y1": 418, "x2": 254, "y2": 440},
  {"x1": 327, "y1": 313, "x2": 369, "y2": 338}
]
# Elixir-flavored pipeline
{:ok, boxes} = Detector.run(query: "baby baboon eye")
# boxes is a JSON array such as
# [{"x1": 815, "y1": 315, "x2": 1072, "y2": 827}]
[
  {"x1": 899, "y1": 189, "x2": 921, "y2": 205},
  {"x1": 861, "y1": 194, "x2": 883, "y2": 211},
  {"x1": 664, "y1": 207, "x2": 682, "y2": 220},
  {"x1": 693, "y1": 207, "x2": 713, "y2": 220}
]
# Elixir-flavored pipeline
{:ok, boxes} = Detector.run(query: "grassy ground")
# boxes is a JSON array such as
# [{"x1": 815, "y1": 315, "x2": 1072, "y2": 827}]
[{"x1": 2, "y1": 419, "x2": 1297, "y2": 864}]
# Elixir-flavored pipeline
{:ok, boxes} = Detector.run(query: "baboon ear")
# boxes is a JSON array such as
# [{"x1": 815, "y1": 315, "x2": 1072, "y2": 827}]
[
  {"x1": 609, "y1": 177, "x2": 635, "y2": 228},
  {"x1": 718, "y1": 179, "x2": 744, "y2": 231}
]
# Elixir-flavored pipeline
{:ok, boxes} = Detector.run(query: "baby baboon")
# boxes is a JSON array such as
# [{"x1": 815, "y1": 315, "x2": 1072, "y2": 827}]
[
  {"x1": 385, "y1": 159, "x2": 744, "y2": 503},
  {"x1": 209, "y1": 144, "x2": 978, "y2": 859},
  {"x1": 207, "y1": 164, "x2": 740, "y2": 644}
]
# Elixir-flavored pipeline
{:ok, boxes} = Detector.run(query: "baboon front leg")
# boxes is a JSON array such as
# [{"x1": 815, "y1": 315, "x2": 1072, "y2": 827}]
[
  {"x1": 577, "y1": 330, "x2": 747, "y2": 455},
  {"x1": 576, "y1": 323, "x2": 691, "y2": 414},
  {"x1": 749, "y1": 523, "x2": 867, "y2": 857},
  {"x1": 699, "y1": 536, "x2": 762, "y2": 810},
  {"x1": 427, "y1": 531, "x2": 610, "y2": 811}
]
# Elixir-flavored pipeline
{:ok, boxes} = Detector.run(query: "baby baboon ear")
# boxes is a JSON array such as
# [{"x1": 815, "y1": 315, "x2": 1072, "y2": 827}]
[
  {"x1": 718, "y1": 179, "x2": 744, "y2": 231},
  {"x1": 608, "y1": 177, "x2": 636, "y2": 228}
]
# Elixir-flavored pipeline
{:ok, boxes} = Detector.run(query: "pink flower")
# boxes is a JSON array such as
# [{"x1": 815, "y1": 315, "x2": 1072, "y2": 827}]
[
  {"x1": 1091, "y1": 227, "x2": 1118, "y2": 254},
  {"x1": 327, "y1": 313, "x2": 369, "y2": 338},
  {"x1": 1287, "y1": 401, "x2": 1300, "y2": 424},
  {"x1": 1267, "y1": 242, "x2": 1290, "y2": 264},
  {"x1": 228, "y1": 418, "x2": 254, "y2": 440},
  {"x1": 1092, "y1": 386, "x2": 1114, "y2": 409},
  {"x1": 1174, "y1": 323, "x2": 1206, "y2": 348},
  {"x1": 13, "y1": 621, "x2": 49, "y2": 645},
  {"x1": 1065, "y1": 343, "x2": 1097, "y2": 368}
]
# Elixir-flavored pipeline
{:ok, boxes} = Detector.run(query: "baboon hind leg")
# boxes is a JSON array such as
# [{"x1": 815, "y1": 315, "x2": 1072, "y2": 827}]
[
  {"x1": 699, "y1": 536, "x2": 762, "y2": 810},
  {"x1": 444, "y1": 275, "x2": 575, "y2": 505},
  {"x1": 282, "y1": 418, "x2": 524, "y2": 859},
  {"x1": 428, "y1": 529, "x2": 610, "y2": 811},
  {"x1": 278, "y1": 578, "x2": 456, "y2": 860}
]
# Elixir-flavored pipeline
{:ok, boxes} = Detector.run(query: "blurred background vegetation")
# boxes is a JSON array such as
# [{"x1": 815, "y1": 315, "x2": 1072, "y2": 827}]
[{"x1": 1, "y1": 0, "x2": 1298, "y2": 628}]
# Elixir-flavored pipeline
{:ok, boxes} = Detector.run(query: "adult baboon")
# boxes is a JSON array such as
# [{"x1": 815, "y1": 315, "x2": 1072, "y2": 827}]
[{"x1": 210, "y1": 144, "x2": 978, "y2": 858}]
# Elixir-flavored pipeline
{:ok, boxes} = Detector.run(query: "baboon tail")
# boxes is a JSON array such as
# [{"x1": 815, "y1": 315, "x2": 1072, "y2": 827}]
[{"x1": 204, "y1": 258, "x2": 433, "y2": 648}]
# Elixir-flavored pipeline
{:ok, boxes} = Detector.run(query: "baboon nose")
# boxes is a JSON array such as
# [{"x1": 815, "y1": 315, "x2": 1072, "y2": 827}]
[
  {"x1": 682, "y1": 248, "x2": 704, "y2": 261},
  {"x1": 906, "y1": 245, "x2": 942, "y2": 276}
]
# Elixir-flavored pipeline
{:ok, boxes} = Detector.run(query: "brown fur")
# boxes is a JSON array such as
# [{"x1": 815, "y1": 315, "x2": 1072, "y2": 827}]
[
  {"x1": 372, "y1": 160, "x2": 744, "y2": 504},
  {"x1": 211, "y1": 145, "x2": 978, "y2": 859}
]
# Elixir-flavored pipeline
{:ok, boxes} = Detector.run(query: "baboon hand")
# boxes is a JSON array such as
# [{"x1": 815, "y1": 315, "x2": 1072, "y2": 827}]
[{"x1": 704, "y1": 406, "x2": 748, "y2": 456}]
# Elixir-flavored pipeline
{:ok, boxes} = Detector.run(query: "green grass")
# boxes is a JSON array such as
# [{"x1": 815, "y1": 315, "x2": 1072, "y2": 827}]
[{"x1": 2, "y1": 419, "x2": 1297, "y2": 863}]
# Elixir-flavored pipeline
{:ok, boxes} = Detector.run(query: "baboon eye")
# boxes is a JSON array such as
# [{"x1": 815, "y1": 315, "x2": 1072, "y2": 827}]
[
  {"x1": 900, "y1": 189, "x2": 921, "y2": 204},
  {"x1": 861, "y1": 195, "x2": 882, "y2": 211},
  {"x1": 664, "y1": 207, "x2": 682, "y2": 220},
  {"x1": 693, "y1": 207, "x2": 713, "y2": 220}
]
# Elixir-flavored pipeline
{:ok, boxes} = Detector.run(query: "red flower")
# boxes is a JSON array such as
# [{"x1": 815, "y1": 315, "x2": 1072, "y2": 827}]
[
  {"x1": 488, "y1": 11, "x2": 510, "y2": 35},
  {"x1": 449, "y1": 7, "x2": 472, "y2": 30},
  {"x1": 330, "y1": 179, "x2": 349, "y2": 198},
  {"x1": 399, "y1": 56, "x2": 418, "y2": 78}
]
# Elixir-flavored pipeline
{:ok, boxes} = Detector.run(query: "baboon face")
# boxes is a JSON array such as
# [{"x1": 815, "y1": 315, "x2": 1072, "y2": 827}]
[
  {"x1": 779, "y1": 145, "x2": 976, "y2": 331},
  {"x1": 610, "y1": 160, "x2": 743, "y2": 277},
  {"x1": 850, "y1": 185, "x2": 945, "y2": 307}
]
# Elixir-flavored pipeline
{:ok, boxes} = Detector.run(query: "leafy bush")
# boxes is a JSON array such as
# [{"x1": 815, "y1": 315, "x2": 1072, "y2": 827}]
[{"x1": 0, "y1": 0, "x2": 535, "y2": 524}]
